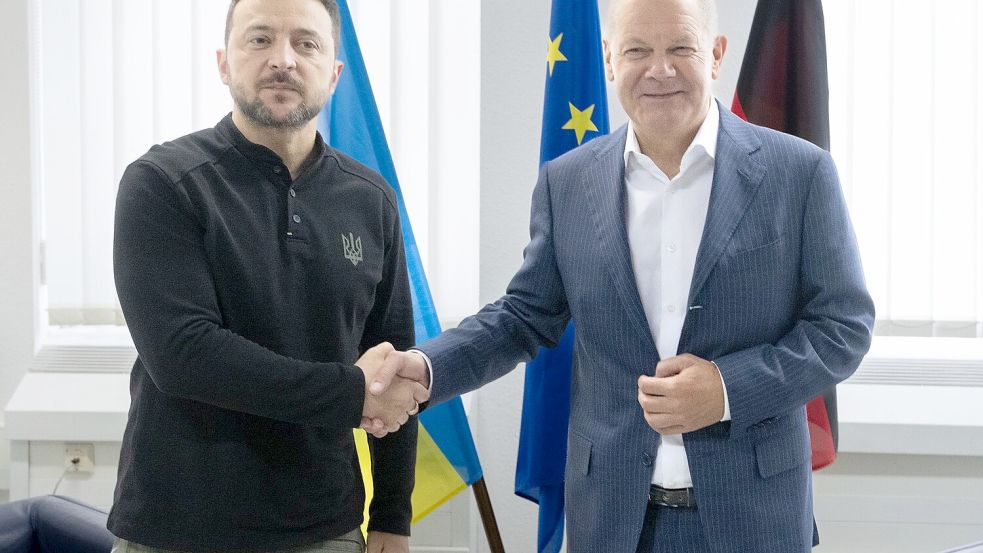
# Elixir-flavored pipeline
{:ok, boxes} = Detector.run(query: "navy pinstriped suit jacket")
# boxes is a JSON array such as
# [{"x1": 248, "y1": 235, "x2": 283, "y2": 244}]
[{"x1": 419, "y1": 102, "x2": 874, "y2": 552}]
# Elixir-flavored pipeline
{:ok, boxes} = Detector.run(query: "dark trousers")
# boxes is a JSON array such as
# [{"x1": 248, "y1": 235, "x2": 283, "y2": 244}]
[{"x1": 635, "y1": 503, "x2": 712, "y2": 553}]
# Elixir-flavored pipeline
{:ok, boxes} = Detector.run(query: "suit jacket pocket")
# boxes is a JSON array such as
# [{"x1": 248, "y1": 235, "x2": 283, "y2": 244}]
[
  {"x1": 728, "y1": 233, "x2": 785, "y2": 256},
  {"x1": 754, "y1": 425, "x2": 809, "y2": 479},
  {"x1": 568, "y1": 430, "x2": 592, "y2": 476}
]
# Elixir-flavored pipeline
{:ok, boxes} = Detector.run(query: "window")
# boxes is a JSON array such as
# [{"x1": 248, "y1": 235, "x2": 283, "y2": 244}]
[
  {"x1": 34, "y1": 0, "x2": 232, "y2": 327},
  {"x1": 825, "y1": 0, "x2": 983, "y2": 339}
]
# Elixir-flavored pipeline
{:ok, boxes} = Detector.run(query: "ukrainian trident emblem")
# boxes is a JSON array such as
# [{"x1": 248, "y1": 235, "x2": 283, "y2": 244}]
[{"x1": 342, "y1": 232, "x2": 363, "y2": 267}]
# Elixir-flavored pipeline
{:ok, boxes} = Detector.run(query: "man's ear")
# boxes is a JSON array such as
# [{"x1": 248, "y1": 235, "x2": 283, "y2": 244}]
[
  {"x1": 326, "y1": 60, "x2": 344, "y2": 97},
  {"x1": 602, "y1": 38, "x2": 615, "y2": 82},
  {"x1": 710, "y1": 35, "x2": 727, "y2": 80},
  {"x1": 217, "y1": 48, "x2": 230, "y2": 85}
]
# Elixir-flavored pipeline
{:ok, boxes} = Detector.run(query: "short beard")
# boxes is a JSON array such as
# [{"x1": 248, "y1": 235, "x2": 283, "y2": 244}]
[{"x1": 231, "y1": 82, "x2": 325, "y2": 130}]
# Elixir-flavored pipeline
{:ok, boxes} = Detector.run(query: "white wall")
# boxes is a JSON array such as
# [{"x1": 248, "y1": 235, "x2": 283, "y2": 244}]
[
  {"x1": 714, "y1": 0, "x2": 758, "y2": 102},
  {"x1": 813, "y1": 453, "x2": 983, "y2": 552},
  {"x1": 473, "y1": 0, "x2": 549, "y2": 549},
  {"x1": 0, "y1": 0, "x2": 38, "y2": 493}
]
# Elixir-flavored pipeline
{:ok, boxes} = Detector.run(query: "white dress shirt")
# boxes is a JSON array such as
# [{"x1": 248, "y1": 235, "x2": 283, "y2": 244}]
[{"x1": 624, "y1": 100, "x2": 729, "y2": 489}]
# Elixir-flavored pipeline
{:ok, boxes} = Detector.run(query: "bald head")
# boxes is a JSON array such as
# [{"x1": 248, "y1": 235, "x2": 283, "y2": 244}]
[{"x1": 607, "y1": 0, "x2": 718, "y2": 41}]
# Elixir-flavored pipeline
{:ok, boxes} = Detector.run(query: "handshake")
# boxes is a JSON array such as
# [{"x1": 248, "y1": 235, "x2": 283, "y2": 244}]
[{"x1": 356, "y1": 342, "x2": 431, "y2": 438}]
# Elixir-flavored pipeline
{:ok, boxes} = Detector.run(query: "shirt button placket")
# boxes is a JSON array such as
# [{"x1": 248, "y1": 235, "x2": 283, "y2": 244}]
[
  {"x1": 279, "y1": 165, "x2": 296, "y2": 236},
  {"x1": 288, "y1": 183, "x2": 299, "y2": 235}
]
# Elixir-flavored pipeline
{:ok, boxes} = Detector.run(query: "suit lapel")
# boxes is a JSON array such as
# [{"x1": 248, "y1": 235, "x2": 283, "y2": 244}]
[
  {"x1": 687, "y1": 106, "x2": 767, "y2": 306},
  {"x1": 583, "y1": 127, "x2": 657, "y2": 352}
]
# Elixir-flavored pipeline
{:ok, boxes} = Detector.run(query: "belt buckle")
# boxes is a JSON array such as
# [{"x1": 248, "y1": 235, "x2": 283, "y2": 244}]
[{"x1": 649, "y1": 485, "x2": 695, "y2": 508}]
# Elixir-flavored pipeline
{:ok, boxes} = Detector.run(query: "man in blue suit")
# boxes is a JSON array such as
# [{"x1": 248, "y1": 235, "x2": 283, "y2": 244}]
[{"x1": 366, "y1": 0, "x2": 873, "y2": 550}]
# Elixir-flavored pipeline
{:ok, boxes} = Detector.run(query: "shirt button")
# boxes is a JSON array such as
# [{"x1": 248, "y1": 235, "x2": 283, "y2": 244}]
[
  {"x1": 666, "y1": 243, "x2": 677, "y2": 253},
  {"x1": 293, "y1": 214, "x2": 301, "y2": 223},
  {"x1": 273, "y1": 166, "x2": 282, "y2": 174},
  {"x1": 667, "y1": 305, "x2": 676, "y2": 313},
  {"x1": 289, "y1": 188, "x2": 297, "y2": 198}
]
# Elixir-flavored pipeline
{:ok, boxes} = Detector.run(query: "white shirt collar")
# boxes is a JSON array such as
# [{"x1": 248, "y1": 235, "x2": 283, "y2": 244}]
[{"x1": 623, "y1": 99, "x2": 720, "y2": 171}]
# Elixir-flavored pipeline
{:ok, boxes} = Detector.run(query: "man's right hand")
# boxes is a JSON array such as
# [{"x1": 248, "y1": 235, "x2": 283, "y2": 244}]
[
  {"x1": 356, "y1": 343, "x2": 429, "y2": 439},
  {"x1": 359, "y1": 349, "x2": 431, "y2": 438}
]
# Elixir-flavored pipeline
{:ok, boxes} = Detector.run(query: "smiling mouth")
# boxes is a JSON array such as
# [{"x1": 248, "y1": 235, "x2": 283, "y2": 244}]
[{"x1": 643, "y1": 91, "x2": 683, "y2": 98}]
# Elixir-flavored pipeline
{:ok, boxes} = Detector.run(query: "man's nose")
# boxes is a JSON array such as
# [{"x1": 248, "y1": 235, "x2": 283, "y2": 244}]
[
  {"x1": 644, "y1": 55, "x2": 676, "y2": 79},
  {"x1": 268, "y1": 41, "x2": 298, "y2": 71}
]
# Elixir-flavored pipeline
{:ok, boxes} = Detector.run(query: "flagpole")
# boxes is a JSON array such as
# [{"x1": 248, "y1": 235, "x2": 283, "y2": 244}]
[{"x1": 471, "y1": 477, "x2": 506, "y2": 553}]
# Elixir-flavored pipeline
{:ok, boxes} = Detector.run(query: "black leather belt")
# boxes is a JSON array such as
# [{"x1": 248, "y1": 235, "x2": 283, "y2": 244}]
[{"x1": 649, "y1": 485, "x2": 697, "y2": 508}]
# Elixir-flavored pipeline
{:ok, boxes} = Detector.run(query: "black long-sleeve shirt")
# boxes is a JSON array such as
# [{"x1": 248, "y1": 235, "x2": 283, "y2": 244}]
[{"x1": 108, "y1": 115, "x2": 416, "y2": 552}]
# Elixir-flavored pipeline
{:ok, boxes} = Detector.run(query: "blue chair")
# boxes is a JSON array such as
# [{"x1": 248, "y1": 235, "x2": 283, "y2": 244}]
[{"x1": 0, "y1": 495, "x2": 114, "y2": 553}]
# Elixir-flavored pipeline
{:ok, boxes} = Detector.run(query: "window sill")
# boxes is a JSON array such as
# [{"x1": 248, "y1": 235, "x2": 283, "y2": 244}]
[{"x1": 41, "y1": 324, "x2": 133, "y2": 347}]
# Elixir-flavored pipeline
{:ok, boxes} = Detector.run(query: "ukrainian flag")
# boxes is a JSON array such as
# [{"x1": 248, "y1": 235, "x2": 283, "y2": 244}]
[
  {"x1": 514, "y1": 1, "x2": 609, "y2": 551},
  {"x1": 318, "y1": 0, "x2": 483, "y2": 527}
]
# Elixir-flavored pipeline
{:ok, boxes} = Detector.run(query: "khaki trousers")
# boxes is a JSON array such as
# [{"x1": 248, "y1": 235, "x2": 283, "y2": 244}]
[{"x1": 111, "y1": 529, "x2": 365, "y2": 553}]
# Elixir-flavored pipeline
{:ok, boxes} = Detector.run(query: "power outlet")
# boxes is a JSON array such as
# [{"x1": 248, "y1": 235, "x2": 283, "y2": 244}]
[{"x1": 64, "y1": 443, "x2": 95, "y2": 474}]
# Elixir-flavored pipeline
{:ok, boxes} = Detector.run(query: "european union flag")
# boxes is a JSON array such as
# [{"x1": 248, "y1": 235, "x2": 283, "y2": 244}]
[
  {"x1": 319, "y1": 0, "x2": 483, "y2": 525},
  {"x1": 514, "y1": 1, "x2": 609, "y2": 551}
]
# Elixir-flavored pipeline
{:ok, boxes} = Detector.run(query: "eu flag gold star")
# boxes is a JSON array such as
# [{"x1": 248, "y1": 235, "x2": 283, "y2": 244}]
[
  {"x1": 546, "y1": 33, "x2": 568, "y2": 76},
  {"x1": 562, "y1": 103, "x2": 599, "y2": 145}
]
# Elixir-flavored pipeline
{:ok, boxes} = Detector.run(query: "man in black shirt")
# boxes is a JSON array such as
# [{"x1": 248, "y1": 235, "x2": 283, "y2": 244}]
[{"x1": 108, "y1": 1, "x2": 426, "y2": 552}]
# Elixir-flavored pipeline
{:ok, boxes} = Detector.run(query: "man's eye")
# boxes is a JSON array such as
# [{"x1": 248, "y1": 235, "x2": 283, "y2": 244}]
[
  {"x1": 300, "y1": 41, "x2": 319, "y2": 50},
  {"x1": 249, "y1": 37, "x2": 270, "y2": 46},
  {"x1": 672, "y1": 47, "x2": 696, "y2": 55}
]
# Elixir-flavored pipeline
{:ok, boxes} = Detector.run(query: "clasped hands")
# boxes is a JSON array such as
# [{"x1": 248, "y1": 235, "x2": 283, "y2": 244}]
[
  {"x1": 637, "y1": 353, "x2": 725, "y2": 435},
  {"x1": 356, "y1": 343, "x2": 431, "y2": 438}
]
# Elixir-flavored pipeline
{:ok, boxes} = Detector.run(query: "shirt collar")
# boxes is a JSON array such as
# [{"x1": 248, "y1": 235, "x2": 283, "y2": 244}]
[
  {"x1": 217, "y1": 113, "x2": 328, "y2": 165},
  {"x1": 623, "y1": 99, "x2": 719, "y2": 170}
]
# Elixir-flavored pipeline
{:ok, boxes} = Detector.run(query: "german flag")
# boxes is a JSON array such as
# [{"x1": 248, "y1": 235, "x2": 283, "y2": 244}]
[{"x1": 732, "y1": 0, "x2": 838, "y2": 470}]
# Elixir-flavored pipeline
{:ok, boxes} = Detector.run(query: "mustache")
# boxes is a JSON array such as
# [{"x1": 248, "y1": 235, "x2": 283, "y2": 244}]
[{"x1": 259, "y1": 71, "x2": 303, "y2": 89}]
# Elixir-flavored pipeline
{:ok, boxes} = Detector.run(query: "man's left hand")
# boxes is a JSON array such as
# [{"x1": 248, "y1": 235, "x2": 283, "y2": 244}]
[
  {"x1": 366, "y1": 531, "x2": 409, "y2": 553},
  {"x1": 637, "y1": 353, "x2": 724, "y2": 434}
]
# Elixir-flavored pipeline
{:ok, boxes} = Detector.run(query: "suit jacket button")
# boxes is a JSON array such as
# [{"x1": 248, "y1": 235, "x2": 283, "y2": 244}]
[{"x1": 642, "y1": 453, "x2": 653, "y2": 466}]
